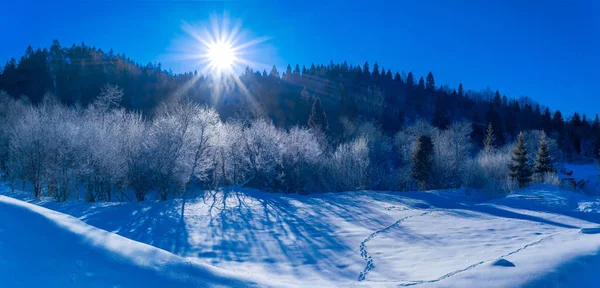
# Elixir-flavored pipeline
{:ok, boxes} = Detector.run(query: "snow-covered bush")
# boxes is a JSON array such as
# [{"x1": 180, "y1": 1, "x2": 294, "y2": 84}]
[
  {"x1": 42, "y1": 102, "x2": 82, "y2": 202},
  {"x1": 117, "y1": 112, "x2": 148, "y2": 201},
  {"x1": 532, "y1": 172, "x2": 561, "y2": 187},
  {"x1": 432, "y1": 122, "x2": 472, "y2": 189},
  {"x1": 280, "y1": 127, "x2": 322, "y2": 193},
  {"x1": 213, "y1": 122, "x2": 246, "y2": 186},
  {"x1": 0, "y1": 91, "x2": 28, "y2": 179},
  {"x1": 463, "y1": 149, "x2": 512, "y2": 195},
  {"x1": 147, "y1": 102, "x2": 209, "y2": 200},
  {"x1": 240, "y1": 119, "x2": 284, "y2": 189},
  {"x1": 9, "y1": 106, "x2": 47, "y2": 198},
  {"x1": 326, "y1": 137, "x2": 370, "y2": 191}
]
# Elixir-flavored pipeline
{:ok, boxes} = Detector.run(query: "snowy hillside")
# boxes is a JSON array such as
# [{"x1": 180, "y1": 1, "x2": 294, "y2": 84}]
[
  {"x1": 0, "y1": 195, "x2": 266, "y2": 288},
  {"x1": 2, "y1": 183, "x2": 600, "y2": 287}
]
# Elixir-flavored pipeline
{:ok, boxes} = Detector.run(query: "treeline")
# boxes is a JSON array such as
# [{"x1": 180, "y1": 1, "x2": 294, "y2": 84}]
[
  {"x1": 1, "y1": 86, "x2": 558, "y2": 201},
  {"x1": 1, "y1": 41, "x2": 599, "y2": 159}
]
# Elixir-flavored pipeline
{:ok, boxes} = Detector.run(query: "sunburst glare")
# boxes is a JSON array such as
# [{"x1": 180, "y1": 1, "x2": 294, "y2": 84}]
[{"x1": 181, "y1": 14, "x2": 269, "y2": 77}]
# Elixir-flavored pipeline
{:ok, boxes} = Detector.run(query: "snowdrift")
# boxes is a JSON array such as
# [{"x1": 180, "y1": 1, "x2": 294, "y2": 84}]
[{"x1": 0, "y1": 195, "x2": 265, "y2": 288}]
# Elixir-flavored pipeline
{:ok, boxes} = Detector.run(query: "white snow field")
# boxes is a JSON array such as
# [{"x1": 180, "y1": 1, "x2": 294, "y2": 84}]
[
  {"x1": 2, "y1": 182, "x2": 600, "y2": 287},
  {"x1": 0, "y1": 195, "x2": 266, "y2": 287}
]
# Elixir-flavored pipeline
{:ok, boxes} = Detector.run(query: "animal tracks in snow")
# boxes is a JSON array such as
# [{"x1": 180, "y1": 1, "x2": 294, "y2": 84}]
[
  {"x1": 358, "y1": 204, "x2": 566, "y2": 286},
  {"x1": 358, "y1": 210, "x2": 431, "y2": 281}
]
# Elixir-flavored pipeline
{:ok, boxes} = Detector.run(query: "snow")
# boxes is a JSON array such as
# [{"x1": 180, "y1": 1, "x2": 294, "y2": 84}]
[
  {"x1": 0, "y1": 194, "x2": 266, "y2": 288},
  {"x1": 563, "y1": 163, "x2": 600, "y2": 196},
  {"x1": 2, "y1": 176, "x2": 600, "y2": 287}
]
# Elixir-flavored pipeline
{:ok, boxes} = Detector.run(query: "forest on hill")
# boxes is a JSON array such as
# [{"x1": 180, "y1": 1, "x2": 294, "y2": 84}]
[
  {"x1": 0, "y1": 41, "x2": 598, "y2": 157},
  {"x1": 0, "y1": 41, "x2": 597, "y2": 200}
]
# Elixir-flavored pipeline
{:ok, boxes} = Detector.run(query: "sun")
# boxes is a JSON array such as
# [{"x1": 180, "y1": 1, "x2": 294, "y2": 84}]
[
  {"x1": 207, "y1": 41, "x2": 236, "y2": 71},
  {"x1": 179, "y1": 15, "x2": 269, "y2": 77}
]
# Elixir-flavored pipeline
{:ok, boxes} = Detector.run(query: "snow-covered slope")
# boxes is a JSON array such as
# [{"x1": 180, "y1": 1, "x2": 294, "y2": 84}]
[
  {"x1": 2, "y1": 183, "x2": 600, "y2": 287},
  {"x1": 0, "y1": 195, "x2": 265, "y2": 288}
]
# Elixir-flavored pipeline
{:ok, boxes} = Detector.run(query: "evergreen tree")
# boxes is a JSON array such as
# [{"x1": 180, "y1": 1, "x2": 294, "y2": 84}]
[
  {"x1": 406, "y1": 72, "x2": 415, "y2": 87},
  {"x1": 425, "y1": 72, "x2": 435, "y2": 91},
  {"x1": 308, "y1": 96, "x2": 328, "y2": 133},
  {"x1": 372, "y1": 62, "x2": 380, "y2": 78},
  {"x1": 534, "y1": 132, "x2": 552, "y2": 174},
  {"x1": 493, "y1": 90, "x2": 502, "y2": 107},
  {"x1": 411, "y1": 135, "x2": 434, "y2": 190},
  {"x1": 552, "y1": 110, "x2": 564, "y2": 131},
  {"x1": 509, "y1": 132, "x2": 532, "y2": 188},
  {"x1": 432, "y1": 96, "x2": 449, "y2": 129},
  {"x1": 394, "y1": 71, "x2": 402, "y2": 82},
  {"x1": 483, "y1": 122, "x2": 495, "y2": 153},
  {"x1": 362, "y1": 61, "x2": 370, "y2": 76},
  {"x1": 417, "y1": 76, "x2": 425, "y2": 90},
  {"x1": 457, "y1": 83, "x2": 464, "y2": 97},
  {"x1": 269, "y1": 65, "x2": 280, "y2": 78},
  {"x1": 284, "y1": 64, "x2": 292, "y2": 80},
  {"x1": 541, "y1": 108, "x2": 552, "y2": 132},
  {"x1": 386, "y1": 69, "x2": 393, "y2": 79}
]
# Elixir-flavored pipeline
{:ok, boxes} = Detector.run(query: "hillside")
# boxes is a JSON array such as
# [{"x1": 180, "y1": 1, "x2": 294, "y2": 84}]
[{"x1": 1, "y1": 42, "x2": 598, "y2": 158}]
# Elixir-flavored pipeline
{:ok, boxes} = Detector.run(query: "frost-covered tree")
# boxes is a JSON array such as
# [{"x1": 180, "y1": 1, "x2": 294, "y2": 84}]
[
  {"x1": 411, "y1": 135, "x2": 434, "y2": 190},
  {"x1": 328, "y1": 137, "x2": 370, "y2": 191},
  {"x1": 42, "y1": 102, "x2": 82, "y2": 201},
  {"x1": 9, "y1": 107, "x2": 47, "y2": 198},
  {"x1": 483, "y1": 122, "x2": 495, "y2": 153},
  {"x1": 213, "y1": 122, "x2": 246, "y2": 186},
  {"x1": 463, "y1": 148, "x2": 511, "y2": 195},
  {"x1": 0, "y1": 91, "x2": 27, "y2": 178},
  {"x1": 533, "y1": 132, "x2": 552, "y2": 174},
  {"x1": 241, "y1": 119, "x2": 284, "y2": 189},
  {"x1": 281, "y1": 127, "x2": 322, "y2": 192},
  {"x1": 432, "y1": 122, "x2": 472, "y2": 188},
  {"x1": 188, "y1": 106, "x2": 221, "y2": 187},
  {"x1": 509, "y1": 132, "x2": 532, "y2": 188},
  {"x1": 147, "y1": 102, "x2": 203, "y2": 200},
  {"x1": 94, "y1": 84, "x2": 124, "y2": 113}
]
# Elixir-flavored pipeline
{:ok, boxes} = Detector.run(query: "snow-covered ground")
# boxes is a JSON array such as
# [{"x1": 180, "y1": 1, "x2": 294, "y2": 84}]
[
  {"x1": 0, "y1": 194, "x2": 265, "y2": 287},
  {"x1": 2, "y1": 180, "x2": 600, "y2": 287}
]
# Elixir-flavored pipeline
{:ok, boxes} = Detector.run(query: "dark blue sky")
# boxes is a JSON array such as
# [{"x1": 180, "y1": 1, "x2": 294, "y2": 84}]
[{"x1": 1, "y1": 0, "x2": 598, "y2": 117}]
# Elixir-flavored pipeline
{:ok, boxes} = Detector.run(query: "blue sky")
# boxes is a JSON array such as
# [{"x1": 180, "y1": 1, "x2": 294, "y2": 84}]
[{"x1": 1, "y1": 0, "x2": 598, "y2": 117}]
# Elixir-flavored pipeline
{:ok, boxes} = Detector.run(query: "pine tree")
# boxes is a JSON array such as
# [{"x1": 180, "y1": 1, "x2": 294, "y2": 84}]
[
  {"x1": 534, "y1": 132, "x2": 552, "y2": 174},
  {"x1": 269, "y1": 65, "x2": 280, "y2": 78},
  {"x1": 457, "y1": 83, "x2": 464, "y2": 97},
  {"x1": 493, "y1": 90, "x2": 502, "y2": 107},
  {"x1": 308, "y1": 97, "x2": 328, "y2": 133},
  {"x1": 284, "y1": 64, "x2": 292, "y2": 80},
  {"x1": 425, "y1": 72, "x2": 435, "y2": 91},
  {"x1": 418, "y1": 76, "x2": 425, "y2": 90},
  {"x1": 362, "y1": 61, "x2": 370, "y2": 76},
  {"x1": 406, "y1": 72, "x2": 415, "y2": 87},
  {"x1": 552, "y1": 110, "x2": 564, "y2": 131},
  {"x1": 411, "y1": 135, "x2": 434, "y2": 190},
  {"x1": 394, "y1": 71, "x2": 402, "y2": 82},
  {"x1": 483, "y1": 122, "x2": 495, "y2": 153},
  {"x1": 386, "y1": 69, "x2": 392, "y2": 79},
  {"x1": 509, "y1": 132, "x2": 532, "y2": 188},
  {"x1": 432, "y1": 96, "x2": 449, "y2": 129},
  {"x1": 372, "y1": 62, "x2": 380, "y2": 78}
]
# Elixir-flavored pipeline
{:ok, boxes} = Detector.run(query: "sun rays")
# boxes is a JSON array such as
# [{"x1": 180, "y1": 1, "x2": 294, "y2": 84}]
[{"x1": 171, "y1": 14, "x2": 269, "y2": 108}]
